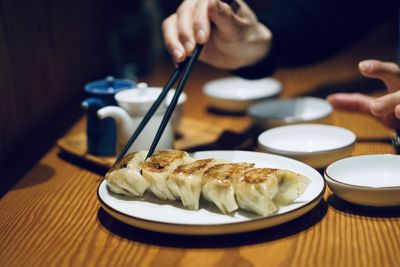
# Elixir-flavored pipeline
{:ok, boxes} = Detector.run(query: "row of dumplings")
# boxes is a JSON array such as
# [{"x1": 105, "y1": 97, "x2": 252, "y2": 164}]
[{"x1": 105, "y1": 150, "x2": 310, "y2": 216}]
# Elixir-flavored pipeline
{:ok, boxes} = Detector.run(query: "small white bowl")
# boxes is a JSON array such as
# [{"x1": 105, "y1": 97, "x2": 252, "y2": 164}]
[
  {"x1": 325, "y1": 154, "x2": 400, "y2": 207},
  {"x1": 248, "y1": 97, "x2": 332, "y2": 129},
  {"x1": 258, "y1": 124, "x2": 356, "y2": 169},
  {"x1": 202, "y1": 77, "x2": 282, "y2": 112}
]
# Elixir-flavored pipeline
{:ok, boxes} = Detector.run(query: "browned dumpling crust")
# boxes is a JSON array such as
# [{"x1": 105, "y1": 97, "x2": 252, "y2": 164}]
[
  {"x1": 202, "y1": 162, "x2": 255, "y2": 213},
  {"x1": 108, "y1": 152, "x2": 137, "y2": 172},
  {"x1": 142, "y1": 150, "x2": 192, "y2": 200},
  {"x1": 142, "y1": 150, "x2": 189, "y2": 173},
  {"x1": 105, "y1": 151, "x2": 149, "y2": 197},
  {"x1": 242, "y1": 168, "x2": 281, "y2": 183},
  {"x1": 167, "y1": 159, "x2": 222, "y2": 210},
  {"x1": 173, "y1": 159, "x2": 215, "y2": 175},
  {"x1": 203, "y1": 162, "x2": 255, "y2": 184}
]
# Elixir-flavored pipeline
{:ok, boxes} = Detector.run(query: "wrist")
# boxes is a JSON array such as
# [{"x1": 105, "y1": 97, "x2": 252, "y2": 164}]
[
  {"x1": 239, "y1": 23, "x2": 272, "y2": 67},
  {"x1": 230, "y1": 35, "x2": 278, "y2": 79}
]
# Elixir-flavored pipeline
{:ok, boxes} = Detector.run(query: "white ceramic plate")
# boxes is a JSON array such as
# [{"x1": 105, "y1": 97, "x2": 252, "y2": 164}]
[
  {"x1": 203, "y1": 77, "x2": 282, "y2": 112},
  {"x1": 248, "y1": 97, "x2": 333, "y2": 128},
  {"x1": 258, "y1": 124, "x2": 356, "y2": 169},
  {"x1": 98, "y1": 150, "x2": 325, "y2": 235},
  {"x1": 324, "y1": 154, "x2": 400, "y2": 207}
]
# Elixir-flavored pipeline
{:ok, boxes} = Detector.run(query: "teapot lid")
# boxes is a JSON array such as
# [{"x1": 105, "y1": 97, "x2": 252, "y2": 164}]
[{"x1": 85, "y1": 76, "x2": 135, "y2": 95}]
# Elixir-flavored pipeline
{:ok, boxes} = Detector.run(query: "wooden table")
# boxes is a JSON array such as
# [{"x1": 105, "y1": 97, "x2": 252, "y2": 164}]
[{"x1": 1, "y1": 40, "x2": 400, "y2": 266}]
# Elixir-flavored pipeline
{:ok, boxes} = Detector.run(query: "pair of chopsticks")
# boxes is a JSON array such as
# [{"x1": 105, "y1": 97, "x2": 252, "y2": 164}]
[
  {"x1": 114, "y1": 0, "x2": 238, "y2": 164},
  {"x1": 115, "y1": 45, "x2": 203, "y2": 163}
]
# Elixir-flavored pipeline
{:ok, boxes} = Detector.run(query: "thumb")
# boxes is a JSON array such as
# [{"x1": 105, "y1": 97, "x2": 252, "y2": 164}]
[
  {"x1": 192, "y1": 0, "x2": 241, "y2": 44},
  {"x1": 359, "y1": 60, "x2": 400, "y2": 92},
  {"x1": 327, "y1": 93, "x2": 374, "y2": 114}
]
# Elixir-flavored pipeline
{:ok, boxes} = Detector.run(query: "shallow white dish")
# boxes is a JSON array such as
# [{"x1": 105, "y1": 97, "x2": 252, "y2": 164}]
[
  {"x1": 324, "y1": 154, "x2": 400, "y2": 207},
  {"x1": 248, "y1": 97, "x2": 333, "y2": 129},
  {"x1": 258, "y1": 124, "x2": 356, "y2": 169},
  {"x1": 98, "y1": 150, "x2": 325, "y2": 235},
  {"x1": 202, "y1": 77, "x2": 282, "y2": 112}
]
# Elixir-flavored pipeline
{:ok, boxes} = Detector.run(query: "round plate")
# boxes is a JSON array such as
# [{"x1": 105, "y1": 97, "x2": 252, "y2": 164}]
[
  {"x1": 258, "y1": 124, "x2": 355, "y2": 169},
  {"x1": 258, "y1": 124, "x2": 356, "y2": 155},
  {"x1": 202, "y1": 77, "x2": 281, "y2": 112},
  {"x1": 98, "y1": 151, "x2": 325, "y2": 235},
  {"x1": 324, "y1": 154, "x2": 400, "y2": 207},
  {"x1": 248, "y1": 97, "x2": 332, "y2": 129}
]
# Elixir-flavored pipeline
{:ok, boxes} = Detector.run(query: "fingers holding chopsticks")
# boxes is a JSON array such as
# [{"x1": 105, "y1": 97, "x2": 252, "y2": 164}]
[
  {"x1": 162, "y1": 0, "x2": 272, "y2": 70},
  {"x1": 163, "y1": 0, "x2": 234, "y2": 63},
  {"x1": 162, "y1": 0, "x2": 205, "y2": 63}
]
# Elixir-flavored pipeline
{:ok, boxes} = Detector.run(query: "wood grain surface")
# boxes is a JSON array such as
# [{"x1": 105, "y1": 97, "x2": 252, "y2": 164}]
[{"x1": 1, "y1": 17, "x2": 400, "y2": 267}]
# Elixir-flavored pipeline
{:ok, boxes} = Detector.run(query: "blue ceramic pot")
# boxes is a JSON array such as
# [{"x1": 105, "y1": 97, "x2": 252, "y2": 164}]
[{"x1": 82, "y1": 76, "x2": 135, "y2": 156}]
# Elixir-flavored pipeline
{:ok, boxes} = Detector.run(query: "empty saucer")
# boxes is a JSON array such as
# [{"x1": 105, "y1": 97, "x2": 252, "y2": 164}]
[
  {"x1": 258, "y1": 124, "x2": 356, "y2": 169},
  {"x1": 325, "y1": 154, "x2": 400, "y2": 207},
  {"x1": 203, "y1": 77, "x2": 282, "y2": 112},
  {"x1": 248, "y1": 97, "x2": 333, "y2": 129}
]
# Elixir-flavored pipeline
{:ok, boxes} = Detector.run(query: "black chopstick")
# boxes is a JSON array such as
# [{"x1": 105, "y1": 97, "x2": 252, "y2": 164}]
[
  {"x1": 146, "y1": 45, "x2": 203, "y2": 159},
  {"x1": 145, "y1": 0, "x2": 237, "y2": 158},
  {"x1": 114, "y1": 45, "x2": 203, "y2": 163},
  {"x1": 114, "y1": 63, "x2": 184, "y2": 163},
  {"x1": 114, "y1": 0, "x2": 237, "y2": 163}
]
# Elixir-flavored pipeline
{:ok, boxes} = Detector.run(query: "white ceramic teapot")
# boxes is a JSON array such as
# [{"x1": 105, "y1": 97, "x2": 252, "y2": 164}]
[{"x1": 97, "y1": 86, "x2": 184, "y2": 154}]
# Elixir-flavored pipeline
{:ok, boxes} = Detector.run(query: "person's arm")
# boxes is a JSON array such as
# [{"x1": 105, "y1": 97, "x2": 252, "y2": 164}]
[{"x1": 234, "y1": 0, "x2": 398, "y2": 79}]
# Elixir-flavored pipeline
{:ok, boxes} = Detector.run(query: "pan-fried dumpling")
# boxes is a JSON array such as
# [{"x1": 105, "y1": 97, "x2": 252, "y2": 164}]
[
  {"x1": 105, "y1": 151, "x2": 149, "y2": 197},
  {"x1": 167, "y1": 158, "x2": 222, "y2": 210},
  {"x1": 235, "y1": 168, "x2": 311, "y2": 216},
  {"x1": 235, "y1": 168, "x2": 282, "y2": 216},
  {"x1": 202, "y1": 162, "x2": 255, "y2": 214},
  {"x1": 273, "y1": 169, "x2": 311, "y2": 206},
  {"x1": 141, "y1": 149, "x2": 192, "y2": 200}
]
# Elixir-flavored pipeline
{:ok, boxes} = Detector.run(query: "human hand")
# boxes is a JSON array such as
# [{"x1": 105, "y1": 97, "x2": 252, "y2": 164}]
[
  {"x1": 162, "y1": 0, "x2": 272, "y2": 70},
  {"x1": 327, "y1": 60, "x2": 400, "y2": 130}
]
